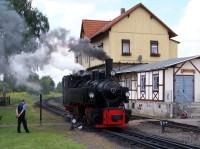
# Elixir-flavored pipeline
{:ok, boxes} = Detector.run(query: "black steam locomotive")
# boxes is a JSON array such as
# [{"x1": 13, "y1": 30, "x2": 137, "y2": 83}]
[{"x1": 62, "y1": 59, "x2": 131, "y2": 128}]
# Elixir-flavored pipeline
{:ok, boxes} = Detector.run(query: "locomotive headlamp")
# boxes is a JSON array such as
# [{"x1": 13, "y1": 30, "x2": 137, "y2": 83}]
[
  {"x1": 89, "y1": 92, "x2": 95, "y2": 98},
  {"x1": 72, "y1": 119, "x2": 77, "y2": 124},
  {"x1": 125, "y1": 92, "x2": 130, "y2": 97},
  {"x1": 110, "y1": 70, "x2": 116, "y2": 76}
]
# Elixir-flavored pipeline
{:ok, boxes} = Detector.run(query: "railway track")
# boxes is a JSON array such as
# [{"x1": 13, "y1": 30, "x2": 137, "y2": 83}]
[
  {"x1": 131, "y1": 115, "x2": 200, "y2": 133},
  {"x1": 149, "y1": 120, "x2": 200, "y2": 133},
  {"x1": 103, "y1": 129, "x2": 200, "y2": 149},
  {"x1": 36, "y1": 97, "x2": 66, "y2": 117},
  {"x1": 38, "y1": 98, "x2": 200, "y2": 149}
]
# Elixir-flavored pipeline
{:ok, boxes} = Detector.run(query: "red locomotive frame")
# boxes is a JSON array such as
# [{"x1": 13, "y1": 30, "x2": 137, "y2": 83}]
[
  {"x1": 96, "y1": 108, "x2": 127, "y2": 128},
  {"x1": 64, "y1": 104, "x2": 128, "y2": 128}
]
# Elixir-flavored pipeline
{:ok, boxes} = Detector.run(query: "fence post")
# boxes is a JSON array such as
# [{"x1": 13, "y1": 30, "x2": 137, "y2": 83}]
[{"x1": 40, "y1": 94, "x2": 42, "y2": 126}]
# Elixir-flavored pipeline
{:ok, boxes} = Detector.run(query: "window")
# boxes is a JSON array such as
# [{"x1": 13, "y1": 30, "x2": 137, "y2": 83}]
[
  {"x1": 122, "y1": 39, "x2": 131, "y2": 55},
  {"x1": 140, "y1": 75, "x2": 146, "y2": 91},
  {"x1": 153, "y1": 74, "x2": 159, "y2": 91},
  {"x1": 97, "y1": 43, "x2": 103, "y2": 49},
  {"x1": 150, "y1": 41, "x2": 160, "y2": 56},
  {"x1": 125, "y1": 79, "x2": 132, "y2": 90},
  {"x1": 132, "y1": 103, "x2": 135, "y2": 109}
]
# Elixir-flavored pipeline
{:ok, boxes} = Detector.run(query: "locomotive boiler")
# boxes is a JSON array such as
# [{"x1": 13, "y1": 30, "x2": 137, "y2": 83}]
[{"x1": 62, "y1": 59, "x2": 131, "y2": 128}]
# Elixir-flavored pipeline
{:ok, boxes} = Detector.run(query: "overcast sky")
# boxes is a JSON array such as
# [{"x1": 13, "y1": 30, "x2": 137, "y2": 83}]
[{"x1": 32, "y1": 0, "x2": 200, "y2": 83}]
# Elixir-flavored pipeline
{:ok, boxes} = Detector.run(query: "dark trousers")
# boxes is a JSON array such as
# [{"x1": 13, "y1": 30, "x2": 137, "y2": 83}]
[{"x1": 17, "y1": 117, "x2": 29, "y2": 133}]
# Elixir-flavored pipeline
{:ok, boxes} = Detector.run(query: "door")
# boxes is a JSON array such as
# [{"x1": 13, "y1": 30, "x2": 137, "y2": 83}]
[{"x1": 175, "y1": 75, "x2": 194, "y2": 103}]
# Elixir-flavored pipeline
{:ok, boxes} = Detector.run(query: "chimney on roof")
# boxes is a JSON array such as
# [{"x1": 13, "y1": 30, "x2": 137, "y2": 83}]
[{"x1": 120, "y1": 8, "x2": 125, "y2": 15}]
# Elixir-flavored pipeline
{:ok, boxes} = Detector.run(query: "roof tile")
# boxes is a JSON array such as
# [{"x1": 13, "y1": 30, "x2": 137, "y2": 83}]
[{"x1": 81, "y1": 20, "x2": 111, "y2": 39}]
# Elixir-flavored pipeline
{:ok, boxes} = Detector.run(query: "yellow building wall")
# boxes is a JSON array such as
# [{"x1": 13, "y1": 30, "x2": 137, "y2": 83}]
[
  {"x1": 81, "y1": 7, "x2": 178, "y2": 68},
  {"x1": 169, "y1": 40, "x2": 178, "y2": 59},
  {"x1": 110, "y1": 7, "x2": 177, "y2": 64}
]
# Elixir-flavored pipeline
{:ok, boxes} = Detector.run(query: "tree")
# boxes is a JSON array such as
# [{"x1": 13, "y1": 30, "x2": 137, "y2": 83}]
[
  {"x1": 0, "y1": 81, "x2": 13, "y2": 94},
  {"x1": 40, "y1": 76, "x2": 55, "y2": 94},
  {"x1": 8, "y1": 0, "x2": 49, "y2": 38},
  {"x1": 55, "y1": 82, "x2": 62, "y2": 93},
  {"x1": 28, "y1": 73, "x2": 40, "y2": 82}
]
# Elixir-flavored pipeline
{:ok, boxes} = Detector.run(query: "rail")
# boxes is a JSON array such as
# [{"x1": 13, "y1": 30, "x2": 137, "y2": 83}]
[{"x1": 103, "y1": 129, "x2": 200, "y2": 149}]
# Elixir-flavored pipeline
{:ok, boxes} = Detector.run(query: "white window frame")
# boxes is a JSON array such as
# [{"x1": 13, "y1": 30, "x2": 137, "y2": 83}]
[
  {"x1": 153, "y1": 74, "x2": 159, "y2": 91},
  {"x1": 150, "y1": 41, "x2": 158, "y2": 55},
  {"x1": 140, "y1": 75, "x2": 146, "y2": 91}
]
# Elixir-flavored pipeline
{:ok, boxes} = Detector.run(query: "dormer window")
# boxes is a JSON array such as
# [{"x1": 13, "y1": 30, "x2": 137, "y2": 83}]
[
  {"x1": 150, "y1": 41, "x2": 160, "y2": 57},
  {"x1": 122, "y1": 39, "x2": 131, "y2": 56}
]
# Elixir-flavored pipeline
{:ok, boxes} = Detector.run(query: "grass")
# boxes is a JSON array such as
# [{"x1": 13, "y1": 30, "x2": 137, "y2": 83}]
[
  {"x1": 0, "y1": 92, "x2": 62, "y2": 124},
  {"x1": 0, "y1": 126, "x2": 85, "y2": 149},
  {"x1": 0, "y1": 92, "x2": 37, "y2": 124},
  {"x1": 0, "y1": 92, "x2": 85, "y2": 149}
]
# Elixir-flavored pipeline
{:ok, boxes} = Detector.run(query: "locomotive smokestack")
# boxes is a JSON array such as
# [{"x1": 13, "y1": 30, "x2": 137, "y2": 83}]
[{"x1": 105, "y1": 59, "x2": 113, "y2": 78}]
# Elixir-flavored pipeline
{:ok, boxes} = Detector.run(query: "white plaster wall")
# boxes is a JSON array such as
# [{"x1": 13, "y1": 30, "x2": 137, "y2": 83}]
[
  {"x1": 137, "y1": 73, "x2": 141, "y2": 98},
  {"x1": 146, "y1": 72, "x2": 150, "y2": 99},
  {"x1": 159, "y1": 70, "x2": 163, "y2": 101},
  {"x1": 192, "y1": 59, "x2": 200, "y2": 102},
  {"x1": 165, "y1": 68, "x2": 174, "y2": 102},
  {"x1": 132, "y1": 100, "x2": 173, "y2": 118}
]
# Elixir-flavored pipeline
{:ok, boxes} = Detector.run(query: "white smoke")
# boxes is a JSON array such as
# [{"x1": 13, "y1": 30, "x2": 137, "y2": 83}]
[{"x1": 8, "y1": 28, "x2": 84, "y2": 90}]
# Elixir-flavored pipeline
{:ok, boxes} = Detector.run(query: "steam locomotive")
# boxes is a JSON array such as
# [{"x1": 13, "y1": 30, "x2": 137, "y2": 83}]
[{"x1": 62, "y1": 59, "x2": 131, "y2": 128}]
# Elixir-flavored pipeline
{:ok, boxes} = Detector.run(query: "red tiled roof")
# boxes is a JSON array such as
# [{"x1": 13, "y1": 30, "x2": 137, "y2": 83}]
[
  {"x1": 81, "y1": 20, "x2": 111, "y2": 39},
  {"x1": 89, "y1": 3, "x2": 177, "y2": 39}
]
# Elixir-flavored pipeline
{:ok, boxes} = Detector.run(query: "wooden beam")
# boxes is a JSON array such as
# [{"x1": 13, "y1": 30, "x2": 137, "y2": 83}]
[
  {"x1": 189, "y1": 60, "x2": 200, "y2": 74},
  {"x1": 175, "y1": 62, "x2": 186, "y2": 74}
]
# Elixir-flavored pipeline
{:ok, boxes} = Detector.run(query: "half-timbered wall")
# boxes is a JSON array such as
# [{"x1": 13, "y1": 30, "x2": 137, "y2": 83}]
[
  {"x1": 137, "y1": 70, "x2": 164, "y2": 101},
  {"x1": 118, "y1": 58, "x2": 200, "y2": 117}
]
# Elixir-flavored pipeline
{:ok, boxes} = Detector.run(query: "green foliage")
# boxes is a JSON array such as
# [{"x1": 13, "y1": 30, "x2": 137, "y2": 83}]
[
  {"x1": 28, "y1": 73, "x2": 40, "y2": 82},
  {"x1": 42, "y1": 92, "x2": 62, "y2": 100},
  {"x1": 1, "y1": 74, "x2": 56, "y2": 94},
  {"x1": 0, "y1": 81, "x2": 13, "y2": 93},
  {"x1": 0, "y1": 92, "x2": 62, "y2": 124},
  {"x1": 0, "y1": 81, "x2": 3, "y2": 93},
  {"x1": 40, "y1": 76, "x2": 55, "y2": 94},
  {"x1": 8, "y1": 0, "x2": 49, "y2": 38},
  {"x1": 55, "y1": 82, "x2": 62, "y2": 93}
]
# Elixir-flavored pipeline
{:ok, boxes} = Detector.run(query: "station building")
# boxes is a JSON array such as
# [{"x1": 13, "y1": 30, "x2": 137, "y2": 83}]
[{"x1": 77, "y1": 3, "x2": 200, "y2": 118}]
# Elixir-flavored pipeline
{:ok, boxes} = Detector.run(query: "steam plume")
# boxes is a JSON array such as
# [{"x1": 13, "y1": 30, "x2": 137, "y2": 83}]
[
  {"x1": 8, "y1": 28, "x2": 83, "y2": 90},
  {"x1": 68, "y1": 38, "x2": 110, "y2": 61}
]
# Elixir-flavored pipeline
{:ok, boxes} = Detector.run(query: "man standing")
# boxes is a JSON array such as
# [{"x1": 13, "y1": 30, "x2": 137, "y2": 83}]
[{"x1": 16, "y1": 99, "x2": 30, "y2": 133}]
